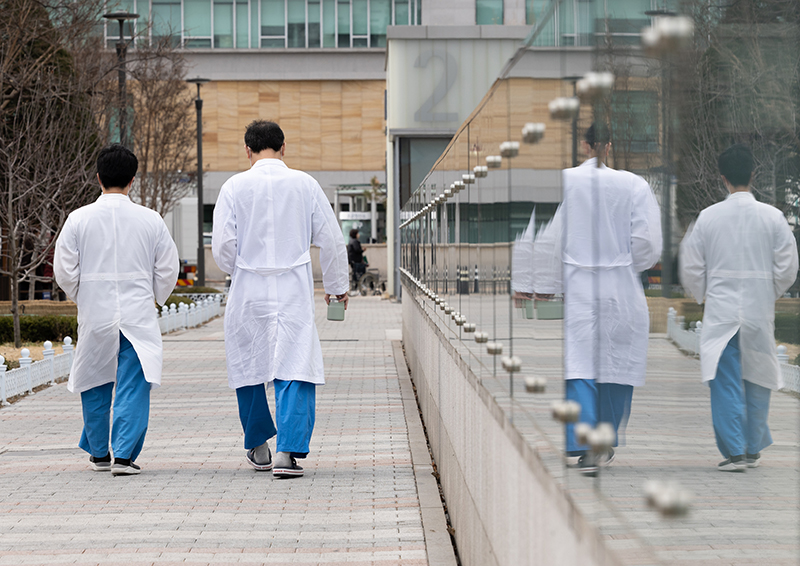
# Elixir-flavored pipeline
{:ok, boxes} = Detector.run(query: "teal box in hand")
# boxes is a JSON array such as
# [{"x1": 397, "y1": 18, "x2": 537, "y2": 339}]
[{"x1": 327, "y1": 298, "x2": 345, "y2": 321}]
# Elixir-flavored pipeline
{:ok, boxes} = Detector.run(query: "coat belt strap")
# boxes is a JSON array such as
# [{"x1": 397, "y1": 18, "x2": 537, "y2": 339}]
[{"x1": 235, "y1": 250, "x2": 312, "y2": 277}]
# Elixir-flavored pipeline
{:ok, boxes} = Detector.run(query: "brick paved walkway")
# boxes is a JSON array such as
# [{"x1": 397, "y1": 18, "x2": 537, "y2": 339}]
[{"x1": 0, "y1": 295, "x2": 453, "y2": 566}]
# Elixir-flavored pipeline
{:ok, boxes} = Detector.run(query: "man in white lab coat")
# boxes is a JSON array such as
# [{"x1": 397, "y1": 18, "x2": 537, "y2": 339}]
[
  {"x1": 680, "y1": 144, "x2": 798, "y2": 471},
  {"x1": 212, "y1": 120, "x2": 349, "y2": 479},
  {"x1": 54, "y1": 144, "x2": 179, "y2": 476},
  {"x1": 532, "y1": 124, "x2": 662, "y2": 473}
]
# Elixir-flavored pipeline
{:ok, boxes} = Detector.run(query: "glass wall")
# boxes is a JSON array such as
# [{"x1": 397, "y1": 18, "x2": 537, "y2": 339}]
[
  {"x1": 401, "y1": 3, "x2": 800, "y2": 564},
  {"x1": 103, "y1": 0, "x2": 420, "y2": 48}
]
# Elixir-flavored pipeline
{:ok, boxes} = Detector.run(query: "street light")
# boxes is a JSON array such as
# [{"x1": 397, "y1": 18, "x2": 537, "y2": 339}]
[
  {"x1": 187, "y1": 77, "x2": 211, "y2": 287},
  {"x1": 103, "y1": 11, "x2": 139, "y2": 148}
]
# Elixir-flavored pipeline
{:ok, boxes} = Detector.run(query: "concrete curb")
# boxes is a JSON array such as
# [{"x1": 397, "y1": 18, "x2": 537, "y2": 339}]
[{"x1": 392, "y1": 340, "x2": 459, "y2": 566}]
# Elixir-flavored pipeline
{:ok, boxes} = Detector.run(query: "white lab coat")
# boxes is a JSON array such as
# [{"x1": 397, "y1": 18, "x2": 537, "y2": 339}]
[
  {"x1": 679, "y1": 191, "x2": 798, "y2": 390},
  {"x1": 54, "y1": 193, "x2": 179, "y2": 394},
  {"x1": 532, "y1": 159, "x2": 662, "y2": 385},
  {"x1": 212, "y1": 158, "x2": 349, "y2": 389}
]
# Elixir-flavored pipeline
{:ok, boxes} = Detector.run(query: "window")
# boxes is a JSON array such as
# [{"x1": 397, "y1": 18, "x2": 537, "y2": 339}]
[
  {"x1": 102, "y1": 0, "x2": 418, "y2": 49},
  {"x1": 476, "y1": 0, "x2": 503, "y2": 25}
]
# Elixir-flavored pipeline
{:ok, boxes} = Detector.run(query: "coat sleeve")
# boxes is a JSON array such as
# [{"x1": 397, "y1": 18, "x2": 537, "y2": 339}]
[
  {"x1": 311, "y1": 185, "x2": 349, "y2": 296},
  {"x1": 679, "y1": 219, "x2": 706, "y2": 304},
  {"x1": 532, "y1": 206, "x2": 564, "y2": 294},
  {"x1": 211, "y1": 182, "x2": 237, "y2": 275},
  {"x1": 772, "y1": 214, "x2": 799, "y2": 300},
  {"x1": 153, "y1": 221, "x2": 180, "y2": 306},
  {"x1": 630, "y1": 176, "x2": 663, "y2": 272},
  {"x1": 53, "y1": 215, "x2": 80, "y2": 302}
]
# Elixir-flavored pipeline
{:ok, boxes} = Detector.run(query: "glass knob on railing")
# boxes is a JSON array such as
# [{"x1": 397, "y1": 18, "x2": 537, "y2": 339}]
[
  {"x1": 499, "y1": 141, "x2": 519, "y2": 158},
  {"x1": 486, "y1": 155, "x2": 502, "y2": 168},
  {"x1": 524, "y1": 376, "x2": 546, "y2": 393},
  {"x1": 501, "y1": 355, "x2": 522, "y2": 373},
  {"x1": 486, "y1": 342, "x2": 503, "y2": 355},
  {"x1": 521, "y1": 122, "x2": 546, "y2": 144},
  {"x1": 473, "y1": 165, "x2": 488, "y2": 178},
  {"x1": 474, "y1": 331, "x2": 489, "y2": 344},
  {"x1": 551, "y1": 400, "x2": 580, "y2": 423}
]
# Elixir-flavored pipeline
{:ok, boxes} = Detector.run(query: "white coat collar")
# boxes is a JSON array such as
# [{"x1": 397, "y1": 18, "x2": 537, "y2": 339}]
[
  {"x1": 725, "y1": 190, "x2": 754, "y2": 201},
  {"x1": 97, "y1": 193, "x2": 131, "y2": 202},
  {"x1": 578, "y1": 157, "x2": 607, "y2": 169},
  {"x1": 251, "y1": 158, "x2": 287, "y2": 170}
]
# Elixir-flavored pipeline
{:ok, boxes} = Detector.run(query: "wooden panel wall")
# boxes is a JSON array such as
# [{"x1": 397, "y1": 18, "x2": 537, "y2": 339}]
[{"x1": 201, "y1": 80, "x2": 386, "y2": 173}]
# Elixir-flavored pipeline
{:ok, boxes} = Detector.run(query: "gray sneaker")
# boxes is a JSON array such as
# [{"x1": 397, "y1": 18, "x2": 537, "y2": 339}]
[
  {"x1": 89, "y1": 454, "x2": 111, "y2": 472},
  {"x1": 746, "y1": 453, "x2": 761, "y2": 468},
  {"x1": 718, "y1": 455, "x2": 746, "y2": 472},
  {"x1": 111, "y1": 458, "x2": 141, "y2": 476}
]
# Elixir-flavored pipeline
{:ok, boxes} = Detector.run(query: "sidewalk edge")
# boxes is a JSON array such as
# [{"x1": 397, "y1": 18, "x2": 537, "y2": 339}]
[{"x1": 391, "y1": 340, "x2": 459, "y2": 566}]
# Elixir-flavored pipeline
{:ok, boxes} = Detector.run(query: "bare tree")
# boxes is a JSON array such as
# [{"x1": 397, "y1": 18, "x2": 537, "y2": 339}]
[
  {"x1": 675, "y1": 0, "x2": 800, "y2": 227},
  {"x1": 0, "y1": 0, "x2": 110, "y2": 346},
  {"x1": 127, "y1": 41, "x2": 197, "y2": 217}
]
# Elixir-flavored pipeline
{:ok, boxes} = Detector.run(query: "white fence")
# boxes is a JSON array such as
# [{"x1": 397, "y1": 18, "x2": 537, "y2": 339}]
[
  {"x1": 666, "y1": 307, "x2": 800, "y2": 394},
  {"x1": 0, "y1": 295, "x2": 224, "y2": 405},
  {"x1": 157, "y1": 295, "x2": 223, "y2": 334}
]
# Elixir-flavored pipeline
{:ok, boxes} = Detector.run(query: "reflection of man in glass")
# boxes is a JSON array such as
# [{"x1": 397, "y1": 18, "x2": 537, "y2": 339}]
[
  {"x1": 679, "y1": 144, "x2": 798, "y2": 472},
  {"x1": 347, "y1": 228, "x2": 367, "y2": 286},
  {"x1": 532, "y1": 123, "x2": 662, "y2": 474}
]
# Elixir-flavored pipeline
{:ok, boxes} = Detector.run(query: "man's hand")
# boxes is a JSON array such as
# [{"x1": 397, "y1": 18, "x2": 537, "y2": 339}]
[{"x1": 324, "y1": 293, "x2": 349, "y2": 310}]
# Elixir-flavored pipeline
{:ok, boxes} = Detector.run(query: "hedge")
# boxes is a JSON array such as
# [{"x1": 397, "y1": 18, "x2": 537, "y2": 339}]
[
  {"x1": 775, "y1": 312, "x2": 800, "y2": 345},
  {"x1": 0, "y1": 315, "x2": 78, "y2": 343},
  {"x1": 172, "y1": 286, "x2": 221, "y2": 294}
]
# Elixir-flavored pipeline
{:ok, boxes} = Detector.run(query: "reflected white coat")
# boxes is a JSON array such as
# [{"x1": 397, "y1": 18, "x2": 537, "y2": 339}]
[
  {"x1": 54, "y1": 194, "x2": 179, "y2": 394},
  {"x1": 532, "y1": 159, "x2": 662, "y2": 386},
  {"x1": 679, "y1": 191, "x2": 798, "y2": 390},
  {"x1": 212, "y1": 159, "x2": 349, "y2": 389}
]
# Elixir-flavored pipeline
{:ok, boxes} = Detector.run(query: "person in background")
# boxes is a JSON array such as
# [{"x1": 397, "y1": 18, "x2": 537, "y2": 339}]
[
  {"x1": 54, "y1": 144, "x2": 179, "y2": 476},
  {"x1": 680, "y1": 143, "x2": 798, "y2": 472},
  {"x1": 347, "y1": 228, "x2": 366, "y2": 288},
  {"x1": 212, "y1": 120, "x2": 349, "y2": 479},
  {"x1": 532, "y1": 123, "x2": 662, "y2": 474}
]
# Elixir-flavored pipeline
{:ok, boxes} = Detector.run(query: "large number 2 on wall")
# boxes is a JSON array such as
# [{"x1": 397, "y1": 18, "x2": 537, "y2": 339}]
[{"x1": 414, "y1": 48, "x2": 458, "y2": 123}]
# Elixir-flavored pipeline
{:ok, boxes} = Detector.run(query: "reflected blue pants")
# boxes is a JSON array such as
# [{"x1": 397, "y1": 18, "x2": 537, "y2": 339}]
[
  {"x1": 79, "y1": 333, "x2": 150, "y2": 461},
  {"x1": 236, "y1": 379, "x2": 316, "y2": 459},
  {"x1": 565, "y1": 379, "x2": 633, "y2": 456},
  {"x1": 708, "y1": 333, "x2": 772, "y2": 458}
]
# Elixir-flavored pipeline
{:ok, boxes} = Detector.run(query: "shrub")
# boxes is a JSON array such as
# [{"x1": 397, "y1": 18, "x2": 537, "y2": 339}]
[
  {"x1": 172, "y1": 286, "x2": 221, "y2": 294},
  {"x1": 0, "y1": 315, "x2": 78, "y2": 343},
  {"x1": 775, "y1": 312, "x2": 800, "y2": 345}
]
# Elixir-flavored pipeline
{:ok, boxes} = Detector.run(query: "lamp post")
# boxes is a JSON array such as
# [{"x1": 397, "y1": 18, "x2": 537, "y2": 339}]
[
  {"x1": 562, "y1": 76, "x2": 582, "y2": 167},
  {"x1": 187, "y1": 77, "x2": 210, "y2": 287},
  {"x1": 103, "y1": 11, "x2": 139, "y2": 148}
]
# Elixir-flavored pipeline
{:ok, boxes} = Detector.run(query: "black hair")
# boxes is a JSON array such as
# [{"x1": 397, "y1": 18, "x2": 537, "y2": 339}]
[
  {"x1": 97, "y1": 144, "x2": 138, "y2": 189},
  {"x1": 244, "y1": 120, "x2": 285, "y2": 153},
  {"x1": 584, "y1": 123, "x2": 611, "y2": 148},
  {"x1": 718, "y1": 144, "x2": 753, "y2": 187},
  {"x1": 349, "y1": 228, "x2": 359, "y2": 239}
]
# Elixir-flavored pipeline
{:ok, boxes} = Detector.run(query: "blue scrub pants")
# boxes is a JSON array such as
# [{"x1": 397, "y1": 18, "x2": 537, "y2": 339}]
[
  {"x1": 79, "y1": 333, "x2": 150, "y2": 461},
  {"x1": 708, "y1": 333, "x2": 772, "y2": 458},
  {"x1": 236, "y1": 379, "x2": 316, "y2": 459},
  {"x1": 565, "y1": 379, "x2": 633, "y2": 456}
]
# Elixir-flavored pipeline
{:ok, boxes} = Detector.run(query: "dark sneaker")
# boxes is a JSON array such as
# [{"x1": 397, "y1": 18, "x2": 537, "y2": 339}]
[
  {"x1": 111, "y1": 458, "x2": 142, "y2": 476},
  {"x1": 246, "y1": 447, "x2": 273, "y2": 471},
  {"x1": 273, "y1": 452, "x2": 304, "y2": 479},
  {"x1": 718, "y1": 455, "x2": 746, "y2": 472},
  {"x1": 746, "y1": 453, "x2": 761, "y2": 468},
  {"x1": 89, "y1": 453, "x2": 111, "y2": 472},
  {"x1": 577, "y1": 454, "x2": 598, "y2": 476}
]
